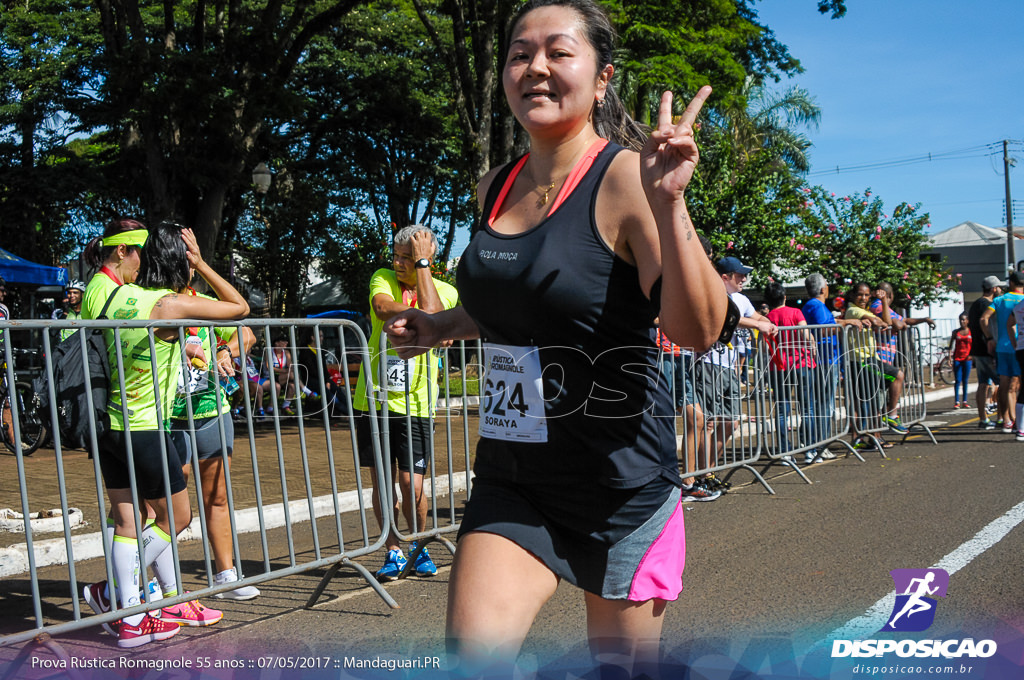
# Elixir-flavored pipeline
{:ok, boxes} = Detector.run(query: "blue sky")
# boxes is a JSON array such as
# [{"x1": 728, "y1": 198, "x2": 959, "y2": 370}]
[{"x1": 754, "y1": 0, "x2": 1024, "y2": 236}]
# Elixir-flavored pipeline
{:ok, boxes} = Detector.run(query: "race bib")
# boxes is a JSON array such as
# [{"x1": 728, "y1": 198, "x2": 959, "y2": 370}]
[
  {"x1": 385, "y1": 354, "x2": 413, "y2": 391},
  {"x1": 179, "y1": 365, "x2": 209, "y2": 394},
  {"x1": 177, "y1": 337, "x2": 209, "y2": 394},
  {"x1": 479, "y1": 343, "x2": 547, "y2": 443}
]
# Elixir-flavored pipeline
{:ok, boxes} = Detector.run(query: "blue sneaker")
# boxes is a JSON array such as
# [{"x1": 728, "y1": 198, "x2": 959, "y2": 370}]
[
  {"x1": 882, "y1": 414, "x2": 908, "y2": 433},
  {"x1": 410, "y1": 542, "x2": 437, "y2": 577},
  {"x1": 375, "y1": 549, "x2": 407, "y2": 581}
]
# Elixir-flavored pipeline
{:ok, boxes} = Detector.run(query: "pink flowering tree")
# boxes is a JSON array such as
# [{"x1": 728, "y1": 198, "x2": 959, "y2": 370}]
[{"x1": 791, "y1": 186, "x2": 959, "y2": 308}]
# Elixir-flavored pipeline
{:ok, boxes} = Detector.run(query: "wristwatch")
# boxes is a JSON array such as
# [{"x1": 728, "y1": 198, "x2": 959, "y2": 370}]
[{"x1": 414, "y1": 258, "x2": 431, "y2": 269}]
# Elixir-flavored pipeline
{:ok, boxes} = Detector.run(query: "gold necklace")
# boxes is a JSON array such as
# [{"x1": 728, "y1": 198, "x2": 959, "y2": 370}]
[{"x1": 537, "y1": 180, "x2": 557, "y2": 207}]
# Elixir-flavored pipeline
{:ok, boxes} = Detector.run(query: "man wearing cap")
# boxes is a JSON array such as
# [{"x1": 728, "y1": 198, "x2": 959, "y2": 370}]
[
  {"x1": 980, "y1": 272, "x2": 1024, "y2": 432},
  {"x1": 52, "y1": 280, "x2": 86, "y2": 342},
  {"x1": 695, "y1": 257, "x2": 777, "y2": 470},
  {"x1": 969, "y1": 275, "x2": 1002, "y2": 428}
]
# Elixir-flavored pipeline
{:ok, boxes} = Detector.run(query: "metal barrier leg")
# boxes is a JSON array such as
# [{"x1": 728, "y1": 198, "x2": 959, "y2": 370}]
[
  {"x1": 905, "y1": 422, "x2": 939, "y2": 445},
  {"x1": 732, "y1": 463, "x2": 776, "y2": 495},
  {"x1": 0, "y1": 634, "x2": 86, "y2": 680},
  {"x1": 860, "y1": 433, "x2": 890, "y2": 459},
  {"x1": 305, "y1": 558, "x2": 400, "y2": 610},
  {"x1": 756, "y1": 456, "x2": 813, "y2": 485},
  {"x1": 831, "y1": 439, "x2": 866, "y2": 462}
]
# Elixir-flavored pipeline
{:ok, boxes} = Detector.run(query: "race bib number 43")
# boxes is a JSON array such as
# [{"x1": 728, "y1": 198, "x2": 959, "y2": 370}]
[
  {"x1": 385, "y1": 354, "x2": 413, "y2": 391},
  {"x1": 480, "y1": 343, "x2": 547, "y2": 443}
]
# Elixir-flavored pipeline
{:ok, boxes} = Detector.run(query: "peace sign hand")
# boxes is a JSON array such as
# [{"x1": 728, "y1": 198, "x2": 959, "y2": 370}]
[{"x1": 640, "y1": 86, "x2": 712, "y2": 210}]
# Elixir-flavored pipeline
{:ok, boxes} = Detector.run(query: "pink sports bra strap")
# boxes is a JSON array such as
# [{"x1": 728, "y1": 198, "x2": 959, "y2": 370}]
[
  {"x1": 547, "y1": 138, "x2": 608, "y2": 213},
  {"x1": 488, "y1": 155, "x2": 529, "y2": 227},
  {"x1": 487, "y1": 138, "x2": 610, "y2": 226}
]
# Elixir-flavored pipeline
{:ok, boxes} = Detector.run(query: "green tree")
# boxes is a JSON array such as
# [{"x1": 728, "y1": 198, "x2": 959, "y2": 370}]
[
  {"x1": 688, "y1": 124, "x2": 806, "y2": 287},
  {"x1": 303, "y1": 4, "x2": 472, "y2": 255},
  {"x1": 722, "y1": 75, "x2": 820, "y2": 173},
  {"x1": 792, "y1": 187, "x2": 959, "y2": 308},
  {"x1": 0, "y1": 0, "x2": 101, "y2": 262},
  {"x1": 256, "y1": 1, "x2": 470, "y2": 309},
  {"x1": 83, "y1": 0, "x2": 367, "y2": 260}
]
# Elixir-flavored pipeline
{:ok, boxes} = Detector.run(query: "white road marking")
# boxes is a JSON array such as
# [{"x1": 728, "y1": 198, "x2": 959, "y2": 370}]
[{"x1": 819, "y1": 498, "x2": 1024, "y2": 643}]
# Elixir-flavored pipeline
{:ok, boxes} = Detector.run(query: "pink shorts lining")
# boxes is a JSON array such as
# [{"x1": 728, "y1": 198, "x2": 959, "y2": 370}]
[{"x1": 628, "y1": 499, "x2": 686, "y2": 601}]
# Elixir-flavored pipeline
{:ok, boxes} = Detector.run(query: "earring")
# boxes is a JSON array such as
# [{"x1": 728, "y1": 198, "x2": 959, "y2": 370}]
[{"x1": 596, "y1": 98, "x2": 605, "y2": 109}]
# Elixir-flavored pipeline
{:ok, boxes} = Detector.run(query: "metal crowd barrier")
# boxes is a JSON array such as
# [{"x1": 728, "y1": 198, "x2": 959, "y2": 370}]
[
  {"x1": 663, "y1": 322, "x2": 939, "y2": 494},
  {"x1": 0, "y1": 316, "x2": 472, "y2": 652},
  {"x1": 310, "y1": 332, "x2": 472, "y2": 595},
  {"x1": 757, "y1": 324, "x2": 862, "y2": 475},
  {"x1": 664, "y1": 332, "x2": 771, "y2": 492},
  {"x1": 892, "y1": 326, "x2": 937, "y2": 444},
  {"x1": 0, "y1": 312, "x2": 943, "y2": 652}
]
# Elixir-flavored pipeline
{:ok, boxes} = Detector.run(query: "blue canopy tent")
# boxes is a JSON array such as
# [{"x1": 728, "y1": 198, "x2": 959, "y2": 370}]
[{"x1": 0, "y1": 246, "x2": 68, "y2": 287}]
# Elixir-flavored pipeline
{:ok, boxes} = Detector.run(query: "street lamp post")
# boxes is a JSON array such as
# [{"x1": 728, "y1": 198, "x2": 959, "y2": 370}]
[
  {"x1": 252, "y1": 162, "x2": 272, "y2": 194},
  {"x1": 250, "y1": 162, "x2": 275, "y2": 312}
]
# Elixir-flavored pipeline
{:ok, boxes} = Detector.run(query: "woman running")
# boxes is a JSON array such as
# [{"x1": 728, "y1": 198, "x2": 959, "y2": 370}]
[{"x1": 385, "y1": 0, "x2": 729, "y2": 674}]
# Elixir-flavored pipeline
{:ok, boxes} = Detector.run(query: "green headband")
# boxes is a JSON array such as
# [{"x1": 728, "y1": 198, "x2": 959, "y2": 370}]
[{"x1": 102, "y1": 229, "x2": 148, "y2": 247}]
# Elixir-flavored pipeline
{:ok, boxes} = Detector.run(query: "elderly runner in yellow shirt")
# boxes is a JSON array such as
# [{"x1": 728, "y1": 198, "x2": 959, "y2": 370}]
[{"x1": 352, "y1": 225, "x2": 459, "y2": 581}]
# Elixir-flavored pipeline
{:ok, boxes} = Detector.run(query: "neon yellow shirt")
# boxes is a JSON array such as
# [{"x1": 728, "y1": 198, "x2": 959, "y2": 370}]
[
  {"x1": 59, "y1": 310, "x2": 81, "y2": 342},
  {"x1": 171, "y1": 308, "x2": 236, "y2": 421},
  {"x1": 82, "y1": 271, "x2": 120, "y2": 320},
  {"x1": 353, "y1": 268, "x2": 459, "y2": 417},
  {"x1": 103, "y1": 285, "x2": 180, "y2": 431},
  {"x1": 844, "y1": 305, "x2": 879, "y2": 360}
]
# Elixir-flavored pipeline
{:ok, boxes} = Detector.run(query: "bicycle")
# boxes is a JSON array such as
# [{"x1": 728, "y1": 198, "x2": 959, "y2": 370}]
[
  {"x1": 1, "y1": 348, "x2": 49, "y2": 455},
  {"x1": 932, "y1": 346, "x2": 954, "y2": 386}
]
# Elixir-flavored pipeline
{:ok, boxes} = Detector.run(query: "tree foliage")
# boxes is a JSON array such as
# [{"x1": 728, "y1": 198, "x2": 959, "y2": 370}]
[
  {"x1": 0, "y1": 0, "x2": 101, "y2": 262},
  {"x1": 83, "y1": 0, "x2": 367, "y2": 258},
  {"x1": 10, "y1": 0, "x2": 938, "y2": 323},
  {"x1": 791, "y1": 187, "x2": 959, "y2": 308},
  {"x1": 688, "y1": 124, "x2": 807, "y2": 288}
]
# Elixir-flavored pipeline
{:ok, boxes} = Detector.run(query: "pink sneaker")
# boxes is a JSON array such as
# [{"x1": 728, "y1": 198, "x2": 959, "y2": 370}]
[
  {"x1": 118, "y1": 614, "x2": 179, "y2": 648},
  {"x1": 83, "y1": 581, "x2": 120, "y2": 636},
  {"x1": 160, "y1": 597, "x2": 223, "y2": 626}
]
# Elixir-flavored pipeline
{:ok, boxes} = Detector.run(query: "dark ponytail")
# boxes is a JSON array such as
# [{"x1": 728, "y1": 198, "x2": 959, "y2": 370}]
[
  {"x1": 507, "y1": 0, "x2": 648, "y2": 151},
  {"x1": 83, "y1": 217, "x2": 148, "y2": 273}
]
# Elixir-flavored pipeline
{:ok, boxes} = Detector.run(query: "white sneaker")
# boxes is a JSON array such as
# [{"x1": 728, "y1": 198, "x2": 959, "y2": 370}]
[
  {"x1": 213, "y1": 568, "x2": 260, "y2": 600},
  {"x1": 804, "y1": 452, "x2": 818, "y2": 464},
  {"x1": 818, "y1": 450, "x2": 837, "y2": 460},
  {"x1": 1015, "y1": 431, "x2": 1024, "y2": 442}
]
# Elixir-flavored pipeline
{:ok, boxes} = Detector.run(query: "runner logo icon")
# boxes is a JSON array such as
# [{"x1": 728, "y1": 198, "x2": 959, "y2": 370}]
[{"x1": 879, "y1": 568, "x2": 949, "y2": 633}]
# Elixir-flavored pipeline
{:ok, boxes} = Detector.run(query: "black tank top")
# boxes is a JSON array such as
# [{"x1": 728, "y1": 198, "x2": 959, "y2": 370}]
[{"x1": 457, "y1": 142, "x2": 679, "y2": 490}]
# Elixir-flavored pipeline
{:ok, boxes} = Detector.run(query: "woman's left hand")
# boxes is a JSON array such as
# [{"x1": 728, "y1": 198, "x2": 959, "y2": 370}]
[
  {"x1": 640, "y1": 86, "x2": 712, "y2": 209},
  {"x1": 181, "y1": 228, "x2": 204, "y2": 269}
]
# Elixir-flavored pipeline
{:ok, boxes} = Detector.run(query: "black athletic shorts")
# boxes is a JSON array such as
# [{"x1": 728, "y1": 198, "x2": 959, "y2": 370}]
[
  {"x1": 355, "y1": 408, "x2": 433, "y2": 474},
  {"x1": 99, "y1": 429, "x2": 188, "y2": 499}
]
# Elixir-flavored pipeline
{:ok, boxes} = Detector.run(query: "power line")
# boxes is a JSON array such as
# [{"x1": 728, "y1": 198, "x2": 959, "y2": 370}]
[{"x1": 808, "y1": 141, "x2": 1022, "y2": 177}]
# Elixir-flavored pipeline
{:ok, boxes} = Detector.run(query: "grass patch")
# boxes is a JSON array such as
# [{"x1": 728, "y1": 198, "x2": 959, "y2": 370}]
[{"x1": 440, "y1": 371, "x2": 480, "y2": 397}]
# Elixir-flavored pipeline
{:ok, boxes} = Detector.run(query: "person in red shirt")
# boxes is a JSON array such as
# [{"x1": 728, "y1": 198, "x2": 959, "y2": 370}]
[
  {"x1": 762, "y1": 282, "x2": 828, "y2": 464},
  {"x1": 949, "y1": 312, "x2": 973, "y2": 409}
]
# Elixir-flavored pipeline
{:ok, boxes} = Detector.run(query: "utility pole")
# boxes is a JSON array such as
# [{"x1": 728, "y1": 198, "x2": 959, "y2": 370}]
[{"x1": 1006, "y1": 140, "x2": 1016, "y2": 273}]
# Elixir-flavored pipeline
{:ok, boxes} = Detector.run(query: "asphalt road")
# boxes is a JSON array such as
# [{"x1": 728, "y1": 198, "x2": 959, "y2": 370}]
[{"x1": 2, "y1": 398, "x2": 1023, "y2": 680}]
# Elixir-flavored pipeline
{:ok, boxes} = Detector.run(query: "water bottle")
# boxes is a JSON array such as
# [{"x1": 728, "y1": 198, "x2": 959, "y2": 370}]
[{"x1": 220, "y1": 374, "x2": 240, "y2": 396}]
